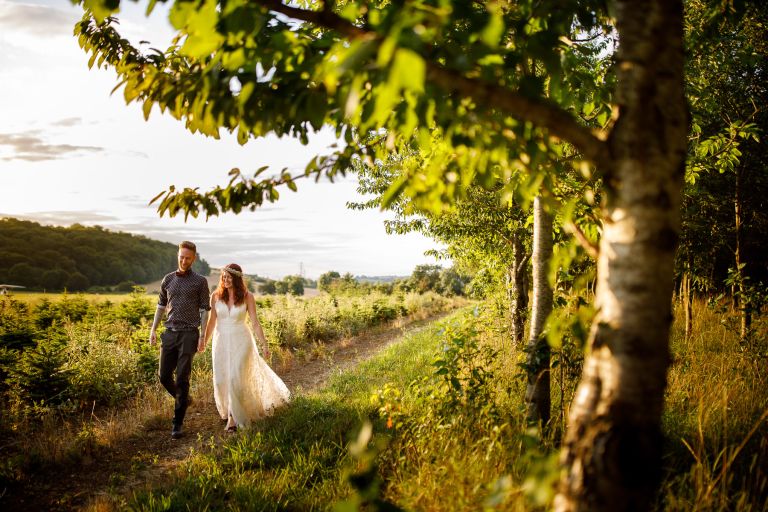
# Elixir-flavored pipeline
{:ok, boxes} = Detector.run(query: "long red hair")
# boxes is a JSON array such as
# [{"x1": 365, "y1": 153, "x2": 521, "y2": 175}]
[{"x1": 217, "y1": 263, "x2": 247, "y2": 305}]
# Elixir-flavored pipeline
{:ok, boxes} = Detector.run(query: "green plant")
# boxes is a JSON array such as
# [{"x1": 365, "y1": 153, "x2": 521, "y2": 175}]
[{"x1": 7, "y1": 331, "x2": 71, "y2": 412}]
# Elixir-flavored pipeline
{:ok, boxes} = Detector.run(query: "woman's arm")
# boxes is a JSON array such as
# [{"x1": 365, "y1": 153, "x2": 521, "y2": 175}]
[
  {"x1": 246, "y1": 292, "x2": 270, "y2": 357},
  {"x1": 199, "y1": 294, "x2": 217, "y2": 352}
]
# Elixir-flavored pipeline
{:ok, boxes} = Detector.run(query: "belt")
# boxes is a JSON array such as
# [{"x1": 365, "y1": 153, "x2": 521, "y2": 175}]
[{"x1": 166, "y1": 327, "x2": 198, "y2": 332}]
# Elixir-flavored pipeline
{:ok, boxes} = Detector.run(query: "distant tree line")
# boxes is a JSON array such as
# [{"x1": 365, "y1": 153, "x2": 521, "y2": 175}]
[
  {"x1": 316, "y1": 265, "x2": 469, "y2": 297},
  {"x1": 0, "y1": 218, "x2": 211, "y2": 291}
]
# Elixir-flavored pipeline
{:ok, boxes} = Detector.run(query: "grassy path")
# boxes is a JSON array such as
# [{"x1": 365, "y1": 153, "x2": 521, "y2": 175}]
[{"x1": 2, "y1": 313, "x2": 450, "y2": 511}]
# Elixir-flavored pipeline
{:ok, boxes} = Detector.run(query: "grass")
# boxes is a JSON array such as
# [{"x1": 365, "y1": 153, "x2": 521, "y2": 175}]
[
  {"x1": 658, "y1": 298, "x2": 768, "y2": 511},
  {"x1": 0, "y1": 289, "x2": 463, "y2": 499},
  {"x1": 3, "y1": 292, "x2": 766, "y2": 511},
  {"x1": 130, "y1": 309, "x2": 465, "y2": 511},
  {"x1": 128, "y1": 299, "x2": 768, "y2": 512},
  {"x1": 7, "y1": 291, "x2": 150, "y2": 307}
]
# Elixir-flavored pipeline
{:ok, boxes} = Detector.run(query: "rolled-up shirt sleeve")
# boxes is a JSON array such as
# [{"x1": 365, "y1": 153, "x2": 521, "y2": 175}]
[{"x1": 158, "y1": 275, "x2": 169, "y2": 308}]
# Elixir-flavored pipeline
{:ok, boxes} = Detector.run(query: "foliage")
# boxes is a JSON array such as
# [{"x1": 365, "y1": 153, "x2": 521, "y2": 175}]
[
  {"x1": 318, "y1": 270, "x2": 342, "y2": 292},
  {"x1": 6, "y1": 331, "x2": 71, "y2": 409},
  {"x1": 74, "y1": 0, "x2": 615, "y2": 219},
  {"x1": 113, "y1": 286, "x2": 156, "y2": 326},
  {"x1": 274, "y1": 275, "x2": 305, "y2": 296},
  {"x1": 680, "y1": 0, "x2": 768, "y2": 292},
  {"x1": 64, "y1": 319, "x2": 156, "y2": 406},
  {"x1": 0, "y1": 296, "x2": 35, "y2": 351},
  {"x1": 0, "y1": 218, "x2": 211, "y2": 290},
  {"x1": 258, "y1": 291, "x2": 459, "y2": 349}
]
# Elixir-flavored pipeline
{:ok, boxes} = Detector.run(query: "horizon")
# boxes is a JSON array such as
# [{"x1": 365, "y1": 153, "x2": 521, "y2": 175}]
[
  {"x1": 0, "y1": 214, "x2": 432, "y2": 282},
  {"x1": 0, "y1": 0, "x2": 447, "y2": 279}
]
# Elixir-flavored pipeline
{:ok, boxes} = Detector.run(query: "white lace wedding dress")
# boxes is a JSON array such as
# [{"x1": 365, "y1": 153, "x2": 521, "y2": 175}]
[{"x1": 212, "y1": 300, "x2": 290, "y2": 427}]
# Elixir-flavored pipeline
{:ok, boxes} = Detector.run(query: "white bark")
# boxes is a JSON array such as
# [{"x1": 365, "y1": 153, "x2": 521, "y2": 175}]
[
  {"x1": 525, "y1": 196, "x2": 553, "y2": 426},
  {"x1": 554, "y1": 1, "x2": 688, "y2": 510}
]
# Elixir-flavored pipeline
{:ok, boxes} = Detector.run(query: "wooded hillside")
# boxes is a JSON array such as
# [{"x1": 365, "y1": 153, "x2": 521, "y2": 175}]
[{"x1": 0, "y1": 218, "x2": 210, "y2": 291}]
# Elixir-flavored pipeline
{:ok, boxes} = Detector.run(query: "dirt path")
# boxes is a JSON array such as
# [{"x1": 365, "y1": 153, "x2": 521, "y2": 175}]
[{"x1": 2, "y1": 313, "x2": 447, "y2": 511}]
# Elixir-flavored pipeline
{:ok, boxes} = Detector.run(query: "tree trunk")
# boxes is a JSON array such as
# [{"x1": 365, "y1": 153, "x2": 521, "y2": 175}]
[
  {"x1": 734, "y1": 165, "x2": 751, "y2": 339},
  {"x1": 554, "y1": 1, "x2": 688, "y2": 511},
  {"x1": 509, "y1": 229, "x2": 529, "y2": 346},
  {"x1": 525, "y1": 196, "x2": 552, "y2": 426},
  {"x1": 682, "y1": 260, "x2": 693, "y2": 340}
]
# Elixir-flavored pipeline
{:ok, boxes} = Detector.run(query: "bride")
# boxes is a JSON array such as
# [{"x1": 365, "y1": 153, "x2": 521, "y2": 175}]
[{"x1": 200, "y1": 263, "x2": 290, "y2": 432}]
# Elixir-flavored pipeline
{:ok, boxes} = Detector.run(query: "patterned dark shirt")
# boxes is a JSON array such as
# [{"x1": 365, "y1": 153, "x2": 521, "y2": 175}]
[{"x1": 158, "y1": 270, "x2": 211, "y2": 331}]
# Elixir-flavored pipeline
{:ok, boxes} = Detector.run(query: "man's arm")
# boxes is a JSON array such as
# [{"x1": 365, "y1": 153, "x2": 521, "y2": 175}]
[{"x1": 149, "y1": 305, "x2": 166, "y2": 345}]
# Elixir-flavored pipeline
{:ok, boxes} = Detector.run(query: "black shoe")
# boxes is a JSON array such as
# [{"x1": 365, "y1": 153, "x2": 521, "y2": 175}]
[{"x1": 171, "y1": 424, "x2": 183, "y2": 439}]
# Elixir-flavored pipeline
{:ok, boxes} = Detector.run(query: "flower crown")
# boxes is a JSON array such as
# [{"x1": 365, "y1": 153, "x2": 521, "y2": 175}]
[{"x1": 221, "y1": 266, "x2": 243, "y2": 277}]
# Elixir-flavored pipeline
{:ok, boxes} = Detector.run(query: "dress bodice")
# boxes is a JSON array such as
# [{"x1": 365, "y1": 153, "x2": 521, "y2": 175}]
[{"x1": 215, "y1": 300, "x2": 248, "y2": 329}]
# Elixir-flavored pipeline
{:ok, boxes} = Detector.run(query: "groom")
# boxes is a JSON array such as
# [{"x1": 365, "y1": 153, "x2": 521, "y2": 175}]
[{"x1": 149, "y1": 241, "x2": 210, "y2": 439}]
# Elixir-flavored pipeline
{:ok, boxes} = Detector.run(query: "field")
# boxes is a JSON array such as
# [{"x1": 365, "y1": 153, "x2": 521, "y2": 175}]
[
  {"x1": 0, "y1": 288, "x2": 464, "y2": 501},
  {"x1": 80, "y1": 299, "x2": 768, "y2": 511},
  {"x1": 0, "y1": 289, "x2": 766, "y2": 511}
]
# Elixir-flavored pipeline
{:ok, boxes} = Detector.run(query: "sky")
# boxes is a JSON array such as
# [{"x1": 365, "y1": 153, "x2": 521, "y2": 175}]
[{"x1": 0, "y1": 0, "x2": 443, "y2": 280}]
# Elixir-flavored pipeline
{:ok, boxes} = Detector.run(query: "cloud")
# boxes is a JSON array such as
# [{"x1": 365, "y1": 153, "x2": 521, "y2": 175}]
[
  {"x1": 1, "y1": 210, "x2": 120, "y2": 225},
  {"x1": 0, "y1": 2, "x2": 76, "y2": 37},
  {"x1": 0, "y1": 130, "x2": 105, "y2": 161},
  {"x1": 51, "y1": 117, "x2": 82, "y2": 127}
]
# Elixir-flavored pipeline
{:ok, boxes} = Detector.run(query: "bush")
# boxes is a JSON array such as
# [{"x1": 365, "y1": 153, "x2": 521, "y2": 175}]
[
  {"x1": 7, "y1": 332, "x2": 71, "y2": 409},
  {"x1": 114, "y1": 286, "x2": 154, "y2": 326},
  {"x1": 115, "y1": 280, "x2": 137, "y2": 293}
]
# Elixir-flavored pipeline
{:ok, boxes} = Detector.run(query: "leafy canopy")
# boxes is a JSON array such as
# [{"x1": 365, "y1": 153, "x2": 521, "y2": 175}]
[{"x1": 74, "y1": 0, "x2": 614, "y2": 218}]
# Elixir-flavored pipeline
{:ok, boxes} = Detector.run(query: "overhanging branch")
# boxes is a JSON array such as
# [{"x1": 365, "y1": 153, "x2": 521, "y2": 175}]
[{"x1": 250, "y1": 0, "x2": 610, "y2": 168}]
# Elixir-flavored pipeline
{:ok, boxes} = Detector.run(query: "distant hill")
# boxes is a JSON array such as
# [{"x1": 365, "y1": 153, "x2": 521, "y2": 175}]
[{"x1": 0, "y1": 217, "x2": 210, "y2": 291}]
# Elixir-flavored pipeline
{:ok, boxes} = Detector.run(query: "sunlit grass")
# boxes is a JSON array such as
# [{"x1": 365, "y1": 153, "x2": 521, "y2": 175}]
[
  {"x1": 659, "y1": 298, "x2": 768, "y2": 511},
  {"x1": 130, "y1": 310, "x2": 471, "y2": 510},
  {"x1": 128, "y1": 299, "x2": 767, "y2": 511}
]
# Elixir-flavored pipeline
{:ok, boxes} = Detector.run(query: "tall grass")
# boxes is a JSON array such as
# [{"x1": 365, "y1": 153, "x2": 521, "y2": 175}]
[
  {"x1": 0, "y1": 290, "x2": 462, "y2": 492},
  {"x1": 130, "y1": 309, "x2": 469, "y2": 511},
  {"x1": 658, "y1": 298, "x2": 768, "y2": 511},
  {"x1": 128, "y1": 298, "x2": 767, "y2": 511},
  {"x1": 3, "y1": 290, "x2": 764, "y2": 511}
]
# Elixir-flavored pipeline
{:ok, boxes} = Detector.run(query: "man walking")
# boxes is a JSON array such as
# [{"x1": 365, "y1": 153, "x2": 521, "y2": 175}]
[{"x1": 149, "y1": 241, "x2": 210, "y2": 439}]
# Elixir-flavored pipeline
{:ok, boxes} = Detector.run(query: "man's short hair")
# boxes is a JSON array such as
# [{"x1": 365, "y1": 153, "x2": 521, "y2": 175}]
[{"x1": 179, "y1": 241, "x2": 197, "y2": 253}]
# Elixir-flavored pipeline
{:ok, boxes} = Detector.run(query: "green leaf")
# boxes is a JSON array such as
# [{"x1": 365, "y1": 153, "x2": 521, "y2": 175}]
[
  {"x1": 82, "y1": 0, "x2": 120, "y2": 23},
  {"x1": 142, "y1": 100, "x2": 153, "y2": 121},
  {"x1": 391, "y1": 49, "x2": 425, "y2": 93},
  {"x1": 480, "y1": 12, "x2": 505, "y2": 48}
]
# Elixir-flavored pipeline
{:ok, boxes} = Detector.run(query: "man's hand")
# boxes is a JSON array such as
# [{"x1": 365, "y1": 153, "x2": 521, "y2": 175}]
[{"x1": 149, "y1": 330, "x2": 158, "y2": 346}]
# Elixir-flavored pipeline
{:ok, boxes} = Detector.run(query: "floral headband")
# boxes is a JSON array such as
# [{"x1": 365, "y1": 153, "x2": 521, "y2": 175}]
[{"x1": 221, "y1": 266, "x2": 243, "y2": 277}]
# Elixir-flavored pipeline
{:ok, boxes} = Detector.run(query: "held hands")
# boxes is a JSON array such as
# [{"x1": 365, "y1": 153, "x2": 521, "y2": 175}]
[{"x1": 198, "y1": 336, "x2": 207, "y2": 353}]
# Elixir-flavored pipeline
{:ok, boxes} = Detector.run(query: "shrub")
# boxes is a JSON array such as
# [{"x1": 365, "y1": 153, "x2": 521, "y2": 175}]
[
  {"x1": 64, "y1": 320, "x2": 154, "y2": 406},
  {"x1": 6, "y1": 332, "x2": 71, "y2": 409},
  {"x1": 114, "y1": 286, "x2": 154, "y2": 326}
]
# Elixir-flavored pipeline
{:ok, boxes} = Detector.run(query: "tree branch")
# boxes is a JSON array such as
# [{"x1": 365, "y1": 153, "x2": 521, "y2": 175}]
[
  {"x1": 424, "y1": 66, "x2": 610, "y2": 168},
  {"x1": 252, "y1": 0, "x2": 368, "y2": 39},
  {"x1": 565, "y1": 221, "x2": 599, "y2": 259},
  {"x1": 250, "y1": 0, "x2": 611, "y2": 169}
]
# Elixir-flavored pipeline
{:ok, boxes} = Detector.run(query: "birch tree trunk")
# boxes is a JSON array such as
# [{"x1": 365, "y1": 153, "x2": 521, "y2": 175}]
[
  {"x1": 525, "y1": 196, "x2": 553, "y2": 426},
  {"x1": 509, "y1": 229, "x2": 529, "y2": 346},
  {"x1": 555, "y1": 1, "x2": 688, "y2": 510}
]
